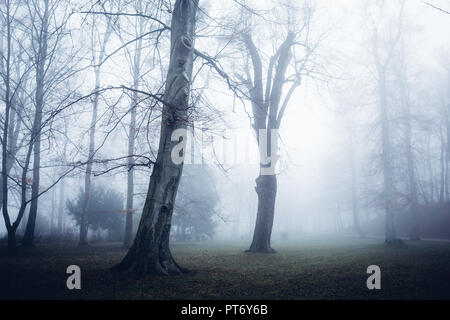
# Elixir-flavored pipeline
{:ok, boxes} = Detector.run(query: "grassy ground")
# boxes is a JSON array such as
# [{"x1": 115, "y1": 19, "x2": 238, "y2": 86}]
[{"x1": 1, "y1": 236, "x2": 450, "y2": 300}]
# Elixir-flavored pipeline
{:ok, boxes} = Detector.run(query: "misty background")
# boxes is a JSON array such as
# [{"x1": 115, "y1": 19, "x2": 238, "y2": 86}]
[{"x1": 1, "y1": 0, "x2": 450, "y2": 246}]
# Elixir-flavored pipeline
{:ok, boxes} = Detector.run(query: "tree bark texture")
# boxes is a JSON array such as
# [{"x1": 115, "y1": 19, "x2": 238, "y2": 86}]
[{"x1": 115, "y1": 0, "x2": 198, "y2": 275}]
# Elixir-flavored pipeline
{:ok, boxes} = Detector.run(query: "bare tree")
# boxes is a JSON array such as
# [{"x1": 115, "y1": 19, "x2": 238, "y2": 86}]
[
  {"x1": 368, "y1": 0, "x2": 405, "y2": 245},
  {"x1": 396, "y1": 46, "x2": 421, "y2": 240},
  {"x1": 114, "y1": 0, "x2": 150, "y2": 248},
  {"x1": 115, "y1": 0, "x2": 199, "y2": 275},
  {"x1": 79, "y1": 4, "x2": 115, "y2": 246},
  {"x1": 22, "y1": 0, "x2": 51, "y2": 247},
  {"x1": 0, "y1": 0, "x2": 28, "y2": 250},
  {"x1": 347, "y1": 122, "x2": 365, "y2": 238},
  {"x1": 239, "y1": 2, "x2": 318, "y2": 253},
  {"x1": 21, "y1": 0, "x2": 76, "y2": 246}
]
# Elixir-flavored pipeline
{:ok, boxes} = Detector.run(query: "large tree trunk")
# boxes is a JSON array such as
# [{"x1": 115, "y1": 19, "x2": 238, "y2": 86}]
[
  {"x1": 248, "y1": 129, "x2": 279, "y2": 253},
  {"x1": 115, "y1": 0, "x2": 198, "y2": 275},
  {"x1": 248, "y1": 174, "x2": 277, "y2": 253}
]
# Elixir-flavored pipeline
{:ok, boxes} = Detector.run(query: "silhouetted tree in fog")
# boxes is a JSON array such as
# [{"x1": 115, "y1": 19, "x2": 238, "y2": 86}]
[
  {"x1": 367, "y1": 0, "x2": 405, "y2": 245},
  {"x1": 79, "y1": 2, "x2": 115, "y2": 246},
  {"x1": 238, "y1": 2, "x2": 321, "y2": 253}
]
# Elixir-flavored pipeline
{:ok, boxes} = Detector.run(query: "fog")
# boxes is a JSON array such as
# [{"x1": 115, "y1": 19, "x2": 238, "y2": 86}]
[{"x1": 1, "y1": 0, "x2": 450, "y2": 247}]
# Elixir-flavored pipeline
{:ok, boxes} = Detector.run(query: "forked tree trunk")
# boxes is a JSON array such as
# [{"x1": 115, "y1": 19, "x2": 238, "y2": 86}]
[
  {"x1": 244, "y1": 32, "x2": 295, "y2": 253},
  {"x1": 1, "y1": 0, "x2": 32, "y2": 252},
  {"x1": 115, "y1": 0, "x2": 198, "y2": 275}
]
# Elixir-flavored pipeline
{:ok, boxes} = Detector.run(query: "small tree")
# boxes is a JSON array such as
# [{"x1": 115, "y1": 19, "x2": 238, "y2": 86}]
[
  {"x1": 67, "y1": 186, "x2": 124, "y2": 241},
  {"x1": 173, "y1": 165, "x2": 219, "y2": 241}
]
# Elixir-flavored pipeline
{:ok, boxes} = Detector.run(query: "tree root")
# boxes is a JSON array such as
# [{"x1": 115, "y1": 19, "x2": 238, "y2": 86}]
[{"x1": 113, "y1": 248, "x2": 188, "y2": 276}]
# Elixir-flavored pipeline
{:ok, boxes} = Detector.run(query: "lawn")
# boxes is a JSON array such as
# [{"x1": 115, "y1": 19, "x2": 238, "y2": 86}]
[{"x1": 1, "y1": 236, "x2": 450, "y2": 299}]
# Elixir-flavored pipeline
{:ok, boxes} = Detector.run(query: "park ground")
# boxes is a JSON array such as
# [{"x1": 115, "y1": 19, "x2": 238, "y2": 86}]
[{"x1": 1, "y1": 236, "x2": 450, "y2": 300}]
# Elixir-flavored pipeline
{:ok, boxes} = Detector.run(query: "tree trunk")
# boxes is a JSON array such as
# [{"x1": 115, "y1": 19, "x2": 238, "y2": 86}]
[
  {"x1": 50, "y1": 187, "x2": 55, "y2": 234},
  {"x1": 22, "y1": 128, "x2": 41, "y2": 246},
  {"x1": 243, "y1": 32, "x2": 294, "y2": 253},
  {"x1": 79, "y1": 68, "x2": 100, "y2": 246},
  {"x1": 124, "y1": 76, "x2": 139, "y2": 248},
  {"x1": 0, "y1": 102, "x2": 21, "y2": 213},
  {"x1": 379, "y1": 71, "x2": 399, "y2": 245},
  {"x1": 406, "y1": 123, "x2": 420, "y2": 241},
  {"x1": 123, "y1": 111, "x2": 136, "y2": 247},
  {"x1": 57, "y1": 128, "x2": 67, "y2": 235},
  {"x1": 22, "y1": 0, "x2": 49, "y2": 247},
  {"x1": 124, "y1": 0, "x2": 144, "y2": 248},
  {"x1": 58, "y1": 178, "x2": 65, "y2": 234},
  {"x1": 401, "y1": 76, "x2": 420, "y2": 240},
  {"x1": 7, "y1": 228, "x2": 16, "y2": 251},
  {"x1": 247, "y1": 174, "x2": 277, "y2": 253},
  {"x1": 115, "y1": 0, "x2": 198, "y2": 275},
  {"x1": 79, "y1": 12, "x2": 113, "y2": 245},
  {"x1": 349, "y1": 130, "x2": 364, "y2": 237},
  {"x1": 427, "y1": 136, "x2": 435, "y2": 202},
  {"x1": 1, "y1": 0, "x2": 33, "y2": 252},
  {"x1": 439, "y1": 131, "x2": 446, "y2": 203}
]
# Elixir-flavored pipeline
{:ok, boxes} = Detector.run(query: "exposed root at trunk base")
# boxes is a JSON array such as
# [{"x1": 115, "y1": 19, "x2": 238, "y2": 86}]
[{"x1": 113, "y1": 246, "x2": 188, "y2": 276}]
